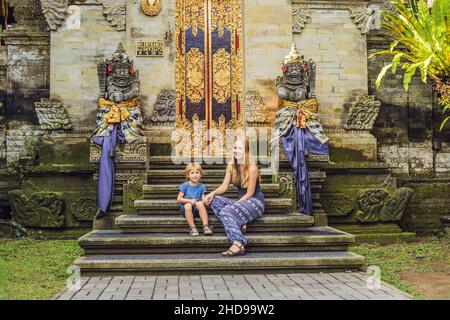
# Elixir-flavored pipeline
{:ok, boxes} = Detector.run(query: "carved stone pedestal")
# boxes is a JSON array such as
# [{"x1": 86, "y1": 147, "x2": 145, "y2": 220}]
[
  {"x1": 278, "y1": 152, "x2": 330, "y2": 227},
  {"x1": 90, "y1": 136, "x2": 149, "y2": 230}
]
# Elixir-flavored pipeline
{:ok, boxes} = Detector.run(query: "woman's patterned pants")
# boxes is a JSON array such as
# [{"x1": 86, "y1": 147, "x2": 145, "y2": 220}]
[{"x1": 210, "y1": 195, "x2": 265, "y2": 245}]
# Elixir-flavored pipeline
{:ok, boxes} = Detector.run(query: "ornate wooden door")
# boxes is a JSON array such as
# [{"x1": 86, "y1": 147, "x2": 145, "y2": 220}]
[{"x1": 175, "y1": 0, "x2": 243, "y2": 157}]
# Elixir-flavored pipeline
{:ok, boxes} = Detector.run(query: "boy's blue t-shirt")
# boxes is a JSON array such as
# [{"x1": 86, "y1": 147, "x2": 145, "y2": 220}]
[{"x1": 178, "y1": 182, "x2": 207, "y2": 206}]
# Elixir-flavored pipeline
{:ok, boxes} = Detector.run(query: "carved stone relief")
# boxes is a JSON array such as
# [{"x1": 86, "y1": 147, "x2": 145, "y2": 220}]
[
  {"x1": 292, "y1": 6, "x2": 310, "y2": 34},
  {"x1": 35, "y1": 98, "x2": 72, "y2": 130},
  {"x1": 71, "y1": 197, "x2": 97, "y2": 221},
  {"x1": 356, "y1": 187, "x2": 414, "y2": 223},
  {"x1": 320, "y1": 193, "x2": 355, "y2": 217},
  {"x1": 277, "y1": 172, "x2": 293, "y2": 197},
  {"x1": 149, "y1": 89, "x2": 176, "y2": 125},
  {"x1": 90, "y1": 137, "x2": 148, "y2": 163},
  {"x1": 101, "y1": 0, "x2": 126, "y2": 31},
  {"x1": 39, "y1": 0, "x2": 125, "y2": 31},
  {"x1": 245, "y1": 90, "x2": 270, "y2": 124},
  {"x1": 345, "y1": 95, "x2": 381, "y2": 130},
  {"x1": 8, "y1": 190, "x2": 65, "y2": 228}
]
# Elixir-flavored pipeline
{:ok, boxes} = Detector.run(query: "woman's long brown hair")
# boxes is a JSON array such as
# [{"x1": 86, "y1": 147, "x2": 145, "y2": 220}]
[{"x1": 230, "y1": 135, "x2": 258, "y2": 188}]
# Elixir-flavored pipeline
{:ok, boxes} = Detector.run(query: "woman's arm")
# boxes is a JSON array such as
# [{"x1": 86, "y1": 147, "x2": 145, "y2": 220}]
[
  {"x1": 176, "y1": 191, "x2": 195, "y2": 205},
  {"x1": 238, "y1": 165, "x2": 259, "y2": 202},
  {"x1": 204, "y1": 164, "x2": 232, "y2": 204},
  {"x1": 209, "y1": 164, "x2": 232, "y2": 196}
]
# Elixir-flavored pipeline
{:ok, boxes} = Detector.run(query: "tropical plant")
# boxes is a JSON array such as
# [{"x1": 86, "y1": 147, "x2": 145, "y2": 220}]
[{"x1": 370, "y1": 0, "x2": 450, "y2": 130}]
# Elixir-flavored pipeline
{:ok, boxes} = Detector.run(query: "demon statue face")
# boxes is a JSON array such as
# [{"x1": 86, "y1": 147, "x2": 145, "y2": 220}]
[
  {"x1": 277, "y1": 43, "x2": 316, "y2": 102},
  {"x1": 97, "y1": 43, "x2": 140, "y2": 103}
]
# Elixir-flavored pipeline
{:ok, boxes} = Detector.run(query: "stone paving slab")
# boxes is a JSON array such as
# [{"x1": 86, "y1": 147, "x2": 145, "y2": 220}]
[{"x1": 55, "y1": 272, "x2": 411, "y2": 300}]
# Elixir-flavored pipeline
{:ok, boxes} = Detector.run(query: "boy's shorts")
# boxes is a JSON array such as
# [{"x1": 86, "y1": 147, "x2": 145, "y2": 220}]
[{"x1": 180, "y1": 205, "x2": 200, "y2": 218}]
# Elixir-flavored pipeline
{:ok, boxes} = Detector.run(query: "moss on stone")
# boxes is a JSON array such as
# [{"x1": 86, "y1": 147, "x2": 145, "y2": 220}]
[
  {"x1": 150, "y1": 143, "x2": 172, "y2": 156},
  {"x1": 350, "y1": 232, "x2": 416, "y2": 245},
  {"x1": 23, "y1": 164, "x2": 96, "y2": 174},
  {"x1": 38, "y1": 139, "x2": 91, "y2": 166},
  {"x1": 329, "y1": 146, "x2": 368, "y2": 163}
]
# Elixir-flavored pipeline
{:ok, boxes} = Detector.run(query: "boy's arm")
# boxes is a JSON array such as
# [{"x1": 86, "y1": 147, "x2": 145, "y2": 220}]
[{"x1": 177, "y1": 191, "x2": 195, "y2": 205}]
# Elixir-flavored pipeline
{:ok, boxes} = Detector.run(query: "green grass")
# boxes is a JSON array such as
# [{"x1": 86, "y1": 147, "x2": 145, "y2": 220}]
[
  {"x1": 351, "y1": 236, "x2": 450, "y2": 299},
  {"x1": 0, "y1": 236, "x2": 448, "y2": 300},
  {"x1": 0, "y1": 238, "x2": 82, "y2": 300}
]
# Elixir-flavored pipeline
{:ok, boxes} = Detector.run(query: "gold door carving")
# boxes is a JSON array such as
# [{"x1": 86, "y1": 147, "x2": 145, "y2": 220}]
[{"x1": 175, "y1": 0, "x2": 244, "y2": 157}]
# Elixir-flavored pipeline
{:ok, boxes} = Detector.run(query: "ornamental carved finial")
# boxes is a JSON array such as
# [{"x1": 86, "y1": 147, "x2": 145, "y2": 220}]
[{"x1": 292, "y1": 6, "x2": 310, "y2": 34}]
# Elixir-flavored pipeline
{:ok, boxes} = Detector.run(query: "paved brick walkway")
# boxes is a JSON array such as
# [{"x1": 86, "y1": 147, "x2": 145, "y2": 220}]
[{"x1": 55, "y1": 273, "x2": 411, "y2": 300}]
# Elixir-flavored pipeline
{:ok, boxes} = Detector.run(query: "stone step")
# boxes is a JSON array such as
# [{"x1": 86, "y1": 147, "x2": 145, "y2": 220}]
[
  {"x1": 147, "y1": 169, "x2": 275, "y2": 184},
  {"x1": 109, "y1": 204, "x2": 123, "y2": 212},
  {"x1": 78, "y1": 227, "x2": 355, "y2": 255},
  {"x1": 74, "y1": 251, "x2": 364, "y2": 276},
  {"x1": 142, "y1": 183, "x2": 282, "y2": 199},
  {"x1": 115, "y1": 214, "x2": 315, "y2": 233},
  {"x1": 143, "y1": 183, "x2": 322, "y2": 198},
  {"x1": 134, "y1": 199, "x2": 293, "y2": 215}
]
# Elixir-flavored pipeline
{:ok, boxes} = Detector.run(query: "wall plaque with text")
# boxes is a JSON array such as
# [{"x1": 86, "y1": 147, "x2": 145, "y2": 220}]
[{"x1": 136, "y1": 40, "x2": 164, "y2": 57}]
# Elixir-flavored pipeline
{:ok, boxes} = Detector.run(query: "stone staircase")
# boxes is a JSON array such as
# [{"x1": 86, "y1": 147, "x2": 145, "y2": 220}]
[{"x1": 75, "y1": 157, "x2": 364, "y2": 276}]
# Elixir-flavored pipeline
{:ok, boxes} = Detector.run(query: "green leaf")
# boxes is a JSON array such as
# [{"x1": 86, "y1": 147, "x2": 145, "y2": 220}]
[
  {"x1": 443, "y1": 103, "x2": 450, "y2": 112},
  {"x1": 376, "y1": 63, "x2": 393, "y2": 88},
  {"x1": 439, "y1": 116, "x2": 450, "y2": 131},
  {"x1": 403, "y1": 63, "x2": 420, "y2": 91},
  {"x1": 390, "y1": 39, "x2": 400, "y2": 52},
  {"x1": 420, "y1": 54, "x2": 434, "y2": 82},
  {"x1": 392, "y1": 53, "x2": 404, "y2": 74},
  {"x1": 368, "y1": 50, "x2": 399, "y2": 59}
]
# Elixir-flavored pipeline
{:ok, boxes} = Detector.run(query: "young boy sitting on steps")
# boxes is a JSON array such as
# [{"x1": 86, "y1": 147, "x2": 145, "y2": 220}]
[{"x1": 177, "y1": 163, "x2": 213, "y2": 237}]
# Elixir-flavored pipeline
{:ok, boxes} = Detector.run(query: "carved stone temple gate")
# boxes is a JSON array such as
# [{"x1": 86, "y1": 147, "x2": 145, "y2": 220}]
[{"x1": 175, "y1": 0, "x2": 244, "y2": 157}]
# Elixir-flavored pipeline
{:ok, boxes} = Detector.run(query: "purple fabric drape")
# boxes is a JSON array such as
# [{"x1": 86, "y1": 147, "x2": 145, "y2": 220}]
[
  {"x1": 91, "y1": 124, "x2": 125, "y2": 213},
  {"x1": 280, "y1": 125, "x2": 329, "y2": 215}
]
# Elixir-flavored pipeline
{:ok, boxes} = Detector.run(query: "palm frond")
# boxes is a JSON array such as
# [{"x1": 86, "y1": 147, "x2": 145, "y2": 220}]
[{"x1": 372, "y1": 0, "x2": 450, "y2": 129}]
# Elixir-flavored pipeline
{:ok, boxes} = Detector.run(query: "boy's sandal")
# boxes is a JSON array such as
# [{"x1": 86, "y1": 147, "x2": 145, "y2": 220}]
[
  {"x1": 221, "y1": 241, "x2": 245, "y2": 257},
  {"x1": 203, "y1": 225, "x2": 213, "y2": 235},
  {"x1": 190, "y1": 226, "x2": 199, "y2": 236}
]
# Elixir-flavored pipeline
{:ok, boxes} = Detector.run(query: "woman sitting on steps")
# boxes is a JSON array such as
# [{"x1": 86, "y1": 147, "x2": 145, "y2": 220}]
[{"x1": 204, "y1": 135, "x2": 265, "y2": 257}]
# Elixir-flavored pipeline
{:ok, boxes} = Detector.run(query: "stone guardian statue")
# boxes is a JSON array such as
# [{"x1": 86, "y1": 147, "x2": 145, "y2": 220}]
[
  {"x1": 91, "y1": 43, "x2": 144, "y2": 220},
  {"x1": 272, "y1": 43, "x2": 329, "y2": 215}
]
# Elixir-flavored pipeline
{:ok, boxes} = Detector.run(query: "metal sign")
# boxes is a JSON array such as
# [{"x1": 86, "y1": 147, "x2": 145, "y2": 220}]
[{"x1": 136, "y1": 40, "x2": 164, "y2": 57}]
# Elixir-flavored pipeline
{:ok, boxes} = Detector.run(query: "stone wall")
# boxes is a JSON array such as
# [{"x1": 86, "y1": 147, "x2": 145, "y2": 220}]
[
  {"x1": 243, "y1": 0, "x2": 292, "y2": 122},
  {"x1": 368, "y1": 30, "x2": 450, "y2": 175},
  {"x1": 399, "y1": 178, "x2": 450, "y2": 235},
  {"x1": 293, "y1": 1, "x2": 368, "y2": 129},
  {"x1": 50, "y1": 1, "x2": 125, "y2": 128},
  {"x1": 0, "y1": 4, "x2": 50, "y2": 124},
  {"x1": 50, "y1": 0, "x2": 177, "y2": 129},
  {"x1": 126, "y1": 0, "x2": 175, "y2": 128}
]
